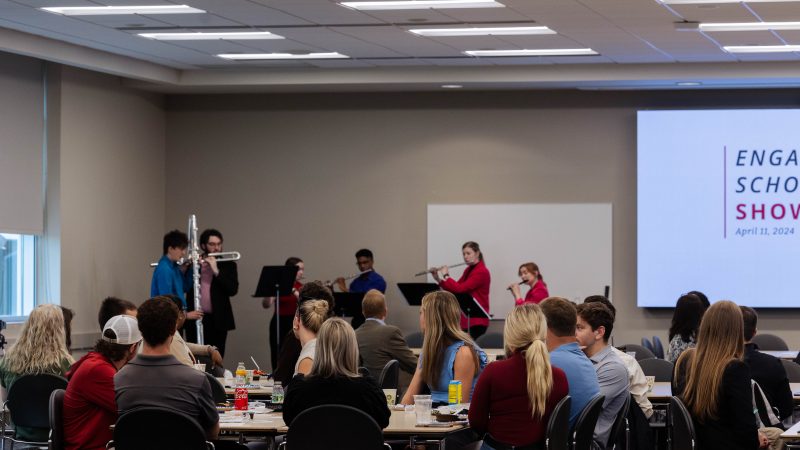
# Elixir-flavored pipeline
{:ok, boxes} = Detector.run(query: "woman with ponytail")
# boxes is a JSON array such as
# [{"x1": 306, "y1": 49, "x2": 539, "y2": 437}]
[{"x1": 468, "y1": 304, "x2": 568, "y2": 450}]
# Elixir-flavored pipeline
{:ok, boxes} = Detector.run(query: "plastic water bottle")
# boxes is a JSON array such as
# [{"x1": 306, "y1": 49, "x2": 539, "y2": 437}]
[
  {"x1": 272, "y1": 381, "x2": 284, "y2": 404},
  {"x1": 235, "y1": 362, "x2": 246, "y2": 386}
]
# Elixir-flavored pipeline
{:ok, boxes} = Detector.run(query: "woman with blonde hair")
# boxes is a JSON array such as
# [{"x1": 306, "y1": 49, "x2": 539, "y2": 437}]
[
  {"x1": 673, "y1": 300, "x2": 768, "y2": 450},
  {"x1": 292, "y1": 299, "x2": 329, "y2": 376},
  {"x1": 401, "y1": 291, "x2": 488, "y2": 405},
  {"x1": 283, "y1": 318, "x2": 390, "y2": 427},
  {"x1": 0, "y1": 304, "x2": 74, "y2": 442},
  {"x1": 469, "y1": 304, "x2": 569, "y2": 449}
]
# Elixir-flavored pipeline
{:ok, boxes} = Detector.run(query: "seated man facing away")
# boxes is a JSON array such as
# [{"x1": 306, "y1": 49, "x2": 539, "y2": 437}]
[
  {"x1": 64, "y1": 315, "x2": 141, "y2": 450},
  {"x1": 540, "y1": 297, "x2": 601, "y2": 428},
  {"x1": 97, "y1": 297, "x2": 137, "y2": 329},
  {"x1": 354, "y1": 289, "x2": 418, "y2": 382},
  {"x1": 575, "y1": 302, "x2": 631, "y2": 450},
  {"x1": 114, "y1": 296, "x2": 219, "y2": 440}
]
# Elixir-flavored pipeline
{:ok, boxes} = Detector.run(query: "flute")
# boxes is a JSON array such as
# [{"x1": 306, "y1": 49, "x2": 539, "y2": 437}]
[
  {"x1": 414, "y1": 262, "x2": 467, "y2": 277},
  {"x1": 325, "y1": 269, "x2": 373, "y2": 286},
  {"x1": 507, "y1": 280, "x2": 527, "y2": 291}
]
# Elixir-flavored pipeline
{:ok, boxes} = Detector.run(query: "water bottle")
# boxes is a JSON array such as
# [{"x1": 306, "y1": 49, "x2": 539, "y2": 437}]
[
  {"x1": 272, "y1": 381, "x2": 284, "y2": 404},
  {"x1": 235, "y1": 362, "x2": 246, "y2": 386}
]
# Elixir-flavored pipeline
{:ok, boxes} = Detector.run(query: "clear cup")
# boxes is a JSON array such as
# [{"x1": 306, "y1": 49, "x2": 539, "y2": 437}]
[
  {"x1": 383, "y1": 389, "x2": 397, "y2": 406},
  {"x1": 645, "y1": 375, "x2": 656, "y2": 392},
  {"x1": 413, "y1": 395, "x2": 432, "y2": 425}
]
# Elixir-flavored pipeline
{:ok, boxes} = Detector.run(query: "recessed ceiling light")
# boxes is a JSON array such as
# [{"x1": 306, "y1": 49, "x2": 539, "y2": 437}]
[
  {"x1": 700, "y1": 21, "x2": 800, "y2": 32},
  {"x1": 339, "y1": 0, "x2": 504, "y2": 11},
  {"x1": 659, "y1": 0, "x2": 799, "y2": 3},
  {"x1": 723, "y1": 45, "x2": 800, "y2": 53},
  {"x1": 41, "y1": 5, "x2": 206, "y2": 15},
  {"x1": 139, "y1": 31, "x2": 284, "y2": 40},
  {"x1": 441, "y1": 84, "x2": 463, "y2": 88},
  {"x1": 410, "y1": 26, "x2": 555, "y2": 36},
  {"x1": 464, "y1": 48, "x2": 597, "y2": 57},
  {"x1": 218, "y1": 52, "x2": 349, "y2": 60},
  {"x1": 676, "y1": 81, "x2": 702, "y2": 86}
]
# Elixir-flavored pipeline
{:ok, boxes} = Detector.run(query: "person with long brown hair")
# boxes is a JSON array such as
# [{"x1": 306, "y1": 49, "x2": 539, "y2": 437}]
[
  {"x1": 469, "y1": 304, "x2": 568, "y2": 450},
  {"x1": 508, "y1": 262, "x2": 549, "y2": 305},
  {"x1": 673, "y1": 300, "x2": 768, "y2": 450},
  {"x1": 401, "y1": 291, "x2": 488, "y2": 405}
]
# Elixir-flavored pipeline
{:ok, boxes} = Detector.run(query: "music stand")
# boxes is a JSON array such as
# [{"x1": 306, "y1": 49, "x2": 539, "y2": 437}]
[
  {"x1": 453, "y1": 293, "x2": 490, "y2": 331},
  {"x1": 397, "y1": 283, "x2": 440, "y2": 306},
  {"x1": 253, "y1": 265, "x2": 299, "y2": 351},
  {"x1": 333, "y1": 292, "x2": 366, "y2": 318}
]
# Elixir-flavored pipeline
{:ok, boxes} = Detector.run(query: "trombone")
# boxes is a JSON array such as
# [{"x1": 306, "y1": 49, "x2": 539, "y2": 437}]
[{"x1": 148, "y1": 251, "x2": 241, "y2": 267}]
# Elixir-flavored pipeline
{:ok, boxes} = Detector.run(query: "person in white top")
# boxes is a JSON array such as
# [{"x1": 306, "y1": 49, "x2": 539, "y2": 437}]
[{"x1": 293, "y1": 299, "x2": 329, "y2": 375}]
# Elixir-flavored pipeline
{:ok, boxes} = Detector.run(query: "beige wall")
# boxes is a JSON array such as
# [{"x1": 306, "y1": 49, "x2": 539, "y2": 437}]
[{"x1": 164, "y1": 90, "x2": 800, "y2": 370}]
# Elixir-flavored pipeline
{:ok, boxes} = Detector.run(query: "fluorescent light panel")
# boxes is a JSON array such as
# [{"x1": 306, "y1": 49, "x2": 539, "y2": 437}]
[
  {"x1": 465, "y1": 48, "x2": 597, "y2": 56},
  {"x1": 41, "y1": 5, "x2": 205, "y2": 15},
  {"x1": 659, "y1": 0, "x2": 800, "y2": 3},
  {"x1": 700, "y1": 21, "x2": 800, "y2": 32},
  {"x1": 218, "y1": 52, "x2": 349, "y2": 60},
  {"x1": 724, "y1": 45, "x2": 800, "y2": 53},
  {"x1": 139, "y1": 31, "x2": 284, "y2": 40},
  {"x1": 410, "y1": 26, "x2": 554, "y2": 36},
  {"x1": 340, "y1": 0, "x2": 504, "y2": 11}
]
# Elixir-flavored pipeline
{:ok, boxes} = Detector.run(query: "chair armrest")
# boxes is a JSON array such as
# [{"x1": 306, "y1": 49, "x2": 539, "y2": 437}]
[
  {"x1": 205, "y1": 441, "x2": 215, "y2": 450},
  {"x1": 106, "y1": 440, "x2": 114, "y2": 449}
]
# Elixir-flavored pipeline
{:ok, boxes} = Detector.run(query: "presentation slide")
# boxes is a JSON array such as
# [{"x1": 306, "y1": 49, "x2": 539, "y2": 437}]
[{"x1": 638, "y1": 109, "x2": 800, "y2": 308}]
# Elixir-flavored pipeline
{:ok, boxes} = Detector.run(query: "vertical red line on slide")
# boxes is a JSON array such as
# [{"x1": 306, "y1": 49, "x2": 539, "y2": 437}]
[{"x1": 724, "y1": 145, "x2": 727, "y2": 239}]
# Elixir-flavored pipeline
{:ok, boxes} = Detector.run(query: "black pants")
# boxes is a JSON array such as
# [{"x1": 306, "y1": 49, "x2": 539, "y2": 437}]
[
  {"x1": 468, "y1": 325, "x2": 487, "y2": 340},
  {"x1": 202, "y1": 314, "x2": 229, "y2": 357},
  {"x1": 270, "y1": 313, "x2": 295, "y2": 371}
]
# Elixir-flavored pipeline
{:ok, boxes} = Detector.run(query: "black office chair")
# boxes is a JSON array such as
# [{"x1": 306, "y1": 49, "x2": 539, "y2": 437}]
[
  {"x1": 1, "y1": 373, "x2": 68, "y2": 449},
  {"x1": 545, "y1": 396, "x2": 571, "y2": 450},
  {"x1": 405, "y1": 332, "x2": 423, "y2": 348},
  {"x1": 607, "y1": 394, "x2": 631, "y2": 450},
  {"x1": 109, "y1": 407, "x2": 215, "y2": 450},
  {"x1": 571, "y1": 395, "x2": 605, "y2": 450},
  {"x1": 638, "y1": 358, "x2": 674, "y2": 382},
  {"x1": 781, "y1": 360, "x2": 800, "y2": 383},
  {"x1": 49, "y1": 389, "x2": 66, "y2": 450},
  {"x1": 476, "y1": 332, "x2": 503, "y2": 349},
  {"x1": 618, "y1": 344, "x2": 656, "y2": 361},
  {"x1": 279, "y1": 404, "x2": 390, "y2": 450},
  {"x1": 205, "y1": 372, "x2": 229, "y2": 404},
  {"x1": 651, "y1": 336, "x2": 665, "y2": 359},
  {"x1": 669, "y1": 396, "x2": 697, "y2": 450},
  {"x1": 378, "y1": 359, "x2": 400, "y2": 391},
  {"x1": 752, "y1": 333, "x2": 789, "y2": 351}
]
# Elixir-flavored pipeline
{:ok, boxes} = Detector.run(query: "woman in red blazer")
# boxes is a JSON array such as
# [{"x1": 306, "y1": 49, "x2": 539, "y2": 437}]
[
  {"x1": 431, "y1": 241, "x2": 491, "y2": 339},
  {"x1": 508, "y1": 262, "x2": 549, "y2": 305}
]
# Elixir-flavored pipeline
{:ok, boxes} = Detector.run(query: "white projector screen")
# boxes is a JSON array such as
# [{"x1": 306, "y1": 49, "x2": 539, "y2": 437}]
[
  {"x1": 638, "y1": 109, "x2": 800, "y2": 308},
  {"x1": 427, "y1": 204, "x2": 612, "y2": 320}
]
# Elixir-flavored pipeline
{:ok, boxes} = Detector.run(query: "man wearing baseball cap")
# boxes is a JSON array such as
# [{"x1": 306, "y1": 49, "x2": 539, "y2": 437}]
[{"x1": 63, "y1": 314, "x2": 142, "y2": 450}]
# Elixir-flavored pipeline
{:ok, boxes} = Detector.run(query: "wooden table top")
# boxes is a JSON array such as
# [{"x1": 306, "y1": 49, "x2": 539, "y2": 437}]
[
  {"x1": 648, "y1": 382, "x2": 800, "y2": 403},
  {"x1": 761, "y1": 350, "x2": 797, "y2": 360},
  {"x1": 781, "y1": 420, "x2": 800, "y2": 440},
  {"x1": 219, "y1": 378, "x2": 273, "y2": 396}
]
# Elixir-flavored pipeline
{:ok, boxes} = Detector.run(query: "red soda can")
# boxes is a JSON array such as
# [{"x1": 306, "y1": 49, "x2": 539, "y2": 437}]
[{"x1": 234, "y1": 387, "x2": 248, "y2": 410}]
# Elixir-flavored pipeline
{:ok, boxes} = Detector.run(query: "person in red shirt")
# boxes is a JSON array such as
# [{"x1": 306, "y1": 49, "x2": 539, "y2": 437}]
[
  {"x1": 508, "y1": 262, "x2": 549, "y2": 306},
  {"x1": 431, "y1": 241, "x2": 491, "y2": 339},
  {"x1": 469, "y1": 304, "x2": 569, "y2": 449},
  {"x1": 63, "y1": 315, "x2": 141, "y2": 450}
]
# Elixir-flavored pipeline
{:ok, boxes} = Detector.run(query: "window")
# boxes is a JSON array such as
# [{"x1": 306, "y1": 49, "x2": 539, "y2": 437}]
[{"x1": 0, "y1": 233, "x2": 36, "y2": 319}]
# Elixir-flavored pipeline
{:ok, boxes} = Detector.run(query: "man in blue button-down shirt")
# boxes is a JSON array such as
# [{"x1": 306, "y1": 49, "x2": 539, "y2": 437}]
[
  {"x1": 335, "y1": 248, "x2": 387, "y2": 329},
  {"x1": 150, "y1": 230, "x2": 189, "y2": 308}
]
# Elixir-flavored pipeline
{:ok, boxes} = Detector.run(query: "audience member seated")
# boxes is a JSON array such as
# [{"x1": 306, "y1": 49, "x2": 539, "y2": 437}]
[
  {"x1": 673, "y1": 300, "x2": 767, "y2": 450},
  {"x1": 283, "y1": 318, "x2": 390, "y2": 428},
  {"x1": 0, "y1": 304, "x2": 73, "y2": 442},
  {"x1": 667, "y1": 293, "x2": 706, "y2": 363},
  {"x1": 469, "y1": 304, "x2": 568, "y2": 449},
  {"x1": 540, "y1": 297, "x2": 600, "y2": 427},
  {"x1": 115, "y1": 296, "x2": 219, "y2": 440},
  {"x1": 576, "y1": 302, "x2": 631, "y2": 448},
  {"x1": 401, "y1": 291, "x2": 488, "y2": 405},
  {"x1": 163, "y1": 295, "x2": 224, "y2": 369},
  {"x1": 292, "y1": 299, "x2": 329, "y2": 376},
  {"x1": 273, "y1": 282, "x2": 335, "y2": 385},
  {"x1": 60, "y1": 305, "x2": 75, "y2": 352},
  {"x1": 354, "y1": 289, "x2": 418, "y2": 382},
  {"x1": 63, "y1": 315, "x2": 142, "y2": 450},
  {"x1": 97, "y1": 296, "x2": 137, "y2": 328},
  {"x1": 584, "y1": 295, "x2": 653, "y2": 419}
]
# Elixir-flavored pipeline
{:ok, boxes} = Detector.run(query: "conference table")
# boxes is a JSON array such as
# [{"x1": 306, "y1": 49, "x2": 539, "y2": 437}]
[
  {"x1": 219, "y1": 378, "x2": 273, "y2": 398},
  {"x1": 761, "y1": 350, "x2": 797, "y2": 360},
  {"x1": 647, "y1": 382, "x2": 800, "y2": 403}
]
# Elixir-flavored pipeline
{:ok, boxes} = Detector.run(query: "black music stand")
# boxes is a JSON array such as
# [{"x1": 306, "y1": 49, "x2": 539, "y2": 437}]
[
  {"x1": 397, "y1": 283, "x2": 440, "y2": 306},
  {"x1": 333, "y1": 292, "x2": 366, "y2": 318},
  {"x1": 253, "y1": 265, "x2": 299, "y2": 350},
  {"x1": 454, "y1": 293, "x2": 490, "y2": 330}
]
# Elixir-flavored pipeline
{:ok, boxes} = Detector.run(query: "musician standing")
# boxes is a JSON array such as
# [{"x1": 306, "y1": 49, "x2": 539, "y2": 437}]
[
  {"x1": 183, "y1": 229, "x2": 239, "y2": 357},
  {"x1": 335, "y1": 249, "x2": 387, "y2": 329},
  {"x1": 262, "y1": 257, "x2": 304, "y2": 370},
  {"x1": 508, "y1": 262, "x2": 549, "y2": 306},
  {"x1": 431, "y1": 241, "x2": 491, "y2": 339},
  {"x1": 151, "y1": 230, "x2": 193, "y2": 309}
]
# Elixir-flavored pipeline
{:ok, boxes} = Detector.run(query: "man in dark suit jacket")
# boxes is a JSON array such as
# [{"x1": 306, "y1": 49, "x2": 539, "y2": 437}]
[
  {"x1": 741, "y1": 306, "x2": 793, "y2": 421},
  {"x1": 184, "y1": 229, "x2": 239, "y2": 357},
  {"x1": 354, "y1": 290, "x2": 418, "y2": 385}
]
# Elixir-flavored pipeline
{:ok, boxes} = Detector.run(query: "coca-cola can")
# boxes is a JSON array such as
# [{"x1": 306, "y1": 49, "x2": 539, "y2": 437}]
[{"x1": 234, "y1": 387, "x2": 248, "y2": 410}]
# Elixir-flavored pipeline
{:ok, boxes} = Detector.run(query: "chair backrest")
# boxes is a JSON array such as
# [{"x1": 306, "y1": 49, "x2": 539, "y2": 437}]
[
  {"x1": 781, "y1": 360, "x2": 800, "y2": 383},
  {"x1": 6, "y1": 373, "x2": 69, "y2": 429},
  {"x1": 205, "y1": 371, "x2": 228, "y2": 404},
  {"x1": 640, "y1": 337, "x2": 654, "y2": 355},
  {"x1": 619, "y1": 344, "x2": 656, "y2": 361},
  {"x1": 405, "y1": 332, "x2": 423, "y2": 348},
  {"x1": 378, "y1": 359, "x2": 400, "y2": 391},
  {"x1": 607, "y1": 393, "x2": 631, "y2": 449},
  {"x1": 651, "y1": 336, "x2": 665, "y2": 359},
  {"x1": 476, "y1": 332, "x2": 503, "y2": 349},
  {"x1": 545, "y1": 395, "x2": 571, "y2": 450},
  {"x1": 49, "y1": 389, "x2": 66, "y2": 450},
  {"x1": 285, "y1": 404, "x2": 385, "y2": 450},
  {"x1": 752, "y1": 333, "x2": 789, "y2": 351},
  {"x1": 638, "y1": 358, "x2": 674, "y2": 382},
  {"x1": 572, "y1": 395, "x2": 605, "y2": 450},
  {"x1": 669, "y1": 396, "x2": 696, "y2": 450},
  {"x1": 114, "y1": 407, "x2": 212, "y2": 450}
]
